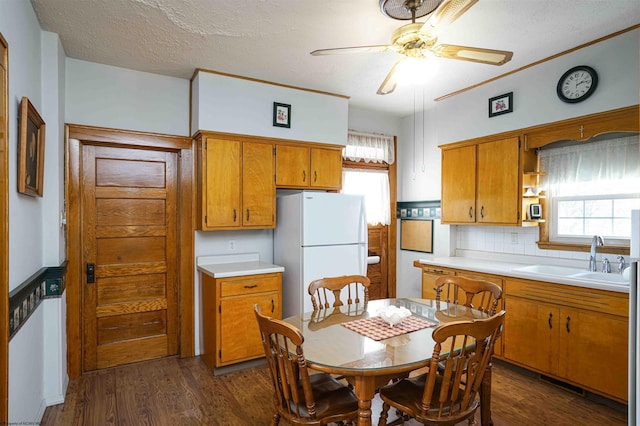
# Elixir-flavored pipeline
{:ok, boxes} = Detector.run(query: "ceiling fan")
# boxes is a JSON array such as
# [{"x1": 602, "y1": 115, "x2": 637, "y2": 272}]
[{"x1": 311, "y1": 0, "x2": 513, "y2": 95}]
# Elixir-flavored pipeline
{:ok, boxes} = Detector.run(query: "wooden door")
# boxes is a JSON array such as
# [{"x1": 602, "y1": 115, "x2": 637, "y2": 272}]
[
  {"x1": 242, "y1": 142, "x2": 274, "y2": 227},
  {"x1": 366, "y1": 225, "x2": 388, "y2": 299},
  {"x1": 476, "y1": 137, "x2": 520, "y2": 224},
  {"x1": 275, "y1": 145, "x2": 309, "y2": 187},
  {"x1": 503, "y1": 296, "x2": 559, "y2": 375},
  {"x1": 558, "y1": 308, "x2": 628, "y2": 401},
  {"x1": 205, "y1": 138, "x2": 241, "y2": 228},
  {"x1": 81, "y1": 144, "x2": 178, "y2": 371},
  {"x1": 441, "y1": 145, "x2": 476, "y2": 223},
  {"x1": 311, "y1": 147, "x2": 342, "y2": 189}
]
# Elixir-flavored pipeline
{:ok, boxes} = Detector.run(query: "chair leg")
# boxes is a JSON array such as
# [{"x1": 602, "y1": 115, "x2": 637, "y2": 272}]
[
  {"x1": 378, "y1": 402, "x2": 390, "y2": 426},
  {"x1": 270, "y1": 412, "x2": 280, "y2": 426}
]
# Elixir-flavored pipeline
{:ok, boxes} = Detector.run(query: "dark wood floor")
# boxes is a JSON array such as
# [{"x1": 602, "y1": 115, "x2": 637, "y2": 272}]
[{"x1": 42, "y1": 356, "x2": 627, "y2": 425}]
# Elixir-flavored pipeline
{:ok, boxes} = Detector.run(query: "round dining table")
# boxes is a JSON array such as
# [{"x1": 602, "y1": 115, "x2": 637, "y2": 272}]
[{"x1": 283, "y1": 298, "x2": 492, "y2": 426}]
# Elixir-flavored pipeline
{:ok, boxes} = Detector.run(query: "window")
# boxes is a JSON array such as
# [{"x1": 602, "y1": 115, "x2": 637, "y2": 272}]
[
  {"x1": 540, "y1": 134, "x2": 640, "y2": 245},
  {"x1": 341, "y1": 131, "x2": 394, "y2": 226},
  {"x1": 342, "y1": 168, "x2": 390, "y2": 225}
]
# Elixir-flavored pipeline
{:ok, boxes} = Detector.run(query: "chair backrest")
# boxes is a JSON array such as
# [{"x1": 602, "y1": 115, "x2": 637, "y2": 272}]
[
  {"x1": 308, "y1": 275, "x2": 371, "y2": 312},
  {"x1": 434, "y1": 275, "x2": 502, "y2": 315},
  {"x1": 420, "y1": 310, "x2": 505, "y2": 422},
  {"x1": 254, "y1": 305, "x2": 318, "y2": 421}
]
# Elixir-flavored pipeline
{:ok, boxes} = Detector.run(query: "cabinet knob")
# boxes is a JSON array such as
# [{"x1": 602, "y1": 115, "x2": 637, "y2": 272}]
[
  {"x1": 302, "y1": 170, "x2": 306, "y2": 182},
  {"x1": 468, "y1": 207, "x2": 473, "y2": 219},
  {"x1": 233, "y1": 209, "x2": 237, "y2": 222},
  {"x1": 548, "y1": 312, "x2": 553, "y2": 329},
  {"x1": 314, "y1": 171, "x2": 317, "y2": 182},
  {"x1": 271, "y1": 299, "x2": 275, "y2": 313},
  {"x1": 246, "y1": 209, "x2": 250, "y2": 222},
  {"x1": 480, "y1": 206, "x2": 485, "y2": 218},
  {"x1": 565, "y1": 316, "x2": 571, "y2": 333}
]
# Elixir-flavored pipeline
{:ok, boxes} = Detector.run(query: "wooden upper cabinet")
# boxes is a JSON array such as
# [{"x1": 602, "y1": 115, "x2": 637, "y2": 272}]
[
  {"x1": 441, "y1": 145, "x2": 476, "y2": 223},
  {"x1": 476, "y1": 137, "x2": 520, "y2": 224},
  {"x1": 275, "y1": 144, "x2": 342, "y2": 190},
  {"x1": 524, "y1": 105, "x2": 639, "y2": 150},
  {"x1": 197, "y1": 136, "x2": 275, "y2": 230},
  {"x1": 275, "y1": 145, "x2": 309, "y2": 187},
  {"x1": 441, "y1": 136, "x2": 520, "y2": 225}
]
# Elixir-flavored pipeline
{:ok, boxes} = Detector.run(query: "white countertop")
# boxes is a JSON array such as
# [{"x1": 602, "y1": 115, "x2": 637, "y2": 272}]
[
  {"x1": 416, "y1": 255, "x2": 630, "y2": 294},
  {"x1": 197, "y1": 253, "x2": 284, "y2": 278}
]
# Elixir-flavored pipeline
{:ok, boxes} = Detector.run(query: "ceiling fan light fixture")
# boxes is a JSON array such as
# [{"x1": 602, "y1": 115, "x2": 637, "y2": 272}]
[
  {"x1": 380, "y1": 0, "x2": 443, "y2": 21},
  {"x1": 395, "y1": 57, "x2": 436, "y2": 85}
]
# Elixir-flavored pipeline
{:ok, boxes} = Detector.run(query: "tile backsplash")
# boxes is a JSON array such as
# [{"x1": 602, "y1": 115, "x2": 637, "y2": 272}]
[{"x1": 454, "y1": 226, "x2": 628, "y2": 263}]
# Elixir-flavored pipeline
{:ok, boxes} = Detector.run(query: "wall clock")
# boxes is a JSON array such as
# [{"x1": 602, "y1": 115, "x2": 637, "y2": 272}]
[{"x1": 556, "y1": 65, "x2": 598, "y2": 103}]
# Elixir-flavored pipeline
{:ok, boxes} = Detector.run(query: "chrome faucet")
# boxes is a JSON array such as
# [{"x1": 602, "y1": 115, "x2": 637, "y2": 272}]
[
  {"x1": 602, "y1": 257, "x2": 611, "y2": 273},
  {"x1": 617, "y1": 255, "x2": 626, "y2": 275},
  {"x1": 588, "y1": 235, "x2": 604, "y2": 272}
]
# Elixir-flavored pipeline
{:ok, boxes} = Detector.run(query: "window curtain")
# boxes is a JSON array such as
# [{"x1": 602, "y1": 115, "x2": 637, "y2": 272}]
[
  {"x1": 343, "y1": 131, "x2": 395, "y2": 164},
  {"x1": 342, "y1": 168, "x2": 391, "y2": 225},
  {"x1": 539, "y1": 134, "x2": 639, "y2": 190}
]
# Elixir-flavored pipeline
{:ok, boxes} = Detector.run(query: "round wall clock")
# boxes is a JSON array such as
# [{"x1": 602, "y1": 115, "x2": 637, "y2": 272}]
[{"x1": 556, "y1": 65, "x2": 598, "y2": 103}]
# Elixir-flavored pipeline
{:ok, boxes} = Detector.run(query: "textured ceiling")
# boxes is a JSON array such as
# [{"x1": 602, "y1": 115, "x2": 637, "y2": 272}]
[{"x1": 31, "y1": 0, "x2": 640, "y2": 117}]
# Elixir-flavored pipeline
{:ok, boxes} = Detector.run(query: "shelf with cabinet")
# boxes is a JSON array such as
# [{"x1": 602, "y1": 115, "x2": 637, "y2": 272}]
[
  {"x1": 441, "y1": 135, "x2": 520, "y2": 225},
  {"x1": 521, "y1": 171, "x2": 546, "y2": 227}
]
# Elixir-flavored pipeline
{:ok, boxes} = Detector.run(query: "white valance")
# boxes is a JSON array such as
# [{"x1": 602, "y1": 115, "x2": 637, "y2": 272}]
[
  {"x1": 539, "y1": 134, "x2": 639, "y2": 186},
  {"x1": 343, "y1": 131, "x2": 395, "y2": 164}
]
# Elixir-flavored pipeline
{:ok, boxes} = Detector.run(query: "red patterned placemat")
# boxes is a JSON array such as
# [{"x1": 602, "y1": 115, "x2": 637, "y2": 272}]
[{"x1": 341, "y1": 315, "x2": 436, "y2": 341}]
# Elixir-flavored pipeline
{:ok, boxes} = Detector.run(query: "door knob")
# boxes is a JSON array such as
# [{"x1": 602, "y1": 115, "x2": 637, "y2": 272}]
[{"x1": 86, "y1": 262, "x2": 95, "y2": 284}]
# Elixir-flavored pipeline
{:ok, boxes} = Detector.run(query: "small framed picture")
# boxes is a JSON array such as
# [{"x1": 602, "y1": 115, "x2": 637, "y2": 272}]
[
  {"x1": 273, "y1": 102, "x2": 291, "y2": 128},
  {"x1": 18, "y1": 97, "x2": 46, "y2": 196},
  {"x1": 488, "y1": 92, "x2": 513, "y2": 117}
]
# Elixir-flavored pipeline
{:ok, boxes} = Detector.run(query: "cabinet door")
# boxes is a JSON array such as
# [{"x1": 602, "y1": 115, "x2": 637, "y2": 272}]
[
  {"x1": 242, "y1": 142, "x2": 275, "y2": 228},
  {"x1": 476, "y1": 137, "x2": 520, "y2": 224},
  {"x1": 503, "y1": 296, "x2": 559, "y2": 375},
  {"x1": 219, "y1": 291, "x2": 280, "y2": 365},
  {"x1": 275, "y1": 145, "x2": 309, "y2": 187},
  {"x1": 558, "y1": 308, "x2": 628, "y2": 401},
  {"x1": 204, "y1": 138, "x2": 241, "y2": 228},
  {"x1": 310, "y1": 147, "x2": 342, "y2": 189},
  {"x1": 441, "y1": 145, "x2": 476, "y2": 223}
]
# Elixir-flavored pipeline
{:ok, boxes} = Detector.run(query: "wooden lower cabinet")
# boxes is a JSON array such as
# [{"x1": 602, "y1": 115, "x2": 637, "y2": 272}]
[
  {"x1": 419, "y1": 265, "x2": 454, "y2": 299},
  {"x1": 415, "y1": 262, "x2": 629, "y2": 402},
  {"x1": 503, "y1": 279, "x2": 628, "y2": 402},
  {"x1": 201, "y1": 272, "x2": 282, "y2": 369}
]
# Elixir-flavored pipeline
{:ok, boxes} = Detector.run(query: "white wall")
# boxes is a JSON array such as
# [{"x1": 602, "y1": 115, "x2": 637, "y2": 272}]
[
  {"x1": 66, "y1": 59, "x2": 190, "y2": 136},
  {"x1": 396, "y1": 28, "x2": 640, "y2": 274},
  {"x1": 1, "y1": 1, "x2": 67, "y2": 423},
  {"x1": 192, "y1": 71, "x2": 348, "y2": 144}
]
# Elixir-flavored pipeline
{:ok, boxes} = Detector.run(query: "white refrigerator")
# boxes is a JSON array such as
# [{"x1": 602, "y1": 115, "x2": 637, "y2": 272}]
[{"x1": 274, "y1": 191, "x2": 368, "y2": 318}]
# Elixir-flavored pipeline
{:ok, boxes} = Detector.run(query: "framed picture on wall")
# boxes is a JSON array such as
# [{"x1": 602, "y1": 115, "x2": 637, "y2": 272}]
[
  {"x1": 17, "y1": 96, "x2": 45, "y2": 197},
  {"x1": 488, "y1": 92, "x2": 513, "y2": 117},
  {"x1": 273, "y1": 102, "x2": 291, "y2": 128}
]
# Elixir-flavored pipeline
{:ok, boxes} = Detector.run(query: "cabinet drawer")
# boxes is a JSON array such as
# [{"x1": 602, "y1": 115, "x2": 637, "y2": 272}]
[
  {"x1": 220, "y1": 273, "x2": 281, "y2": 297},
  {"x1": 505, "y1": 279, "x2": 628, "y2": 317}
]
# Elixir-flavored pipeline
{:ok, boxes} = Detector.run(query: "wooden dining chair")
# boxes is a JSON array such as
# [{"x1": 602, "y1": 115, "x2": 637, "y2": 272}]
[
  {"x1": 377, "y1": 310, "x2": 505, "y2": 426},
  {"x1": 308, "y1": 275, "x2": 371, "y2": 312},
  {"x1": 434, "y1": 276, "x2": 502, "y2": 315},
  {"x1": 254, "y1": 305, "x2": 359, "y2": 426}
]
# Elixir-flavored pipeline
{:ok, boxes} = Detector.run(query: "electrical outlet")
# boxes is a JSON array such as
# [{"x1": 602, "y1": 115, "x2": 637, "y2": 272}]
[
  {"x1": 510, "y1": 233, "x2": 518, "y2": 244},
  {"x1": 228, "y1": 240, "x2": 236, "y2": 250}
]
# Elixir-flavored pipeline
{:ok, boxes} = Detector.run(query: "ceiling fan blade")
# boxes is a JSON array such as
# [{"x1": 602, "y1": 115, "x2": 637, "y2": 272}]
[
  {"x1": 311, "y1": 45, "x2": 393, "y2": 56},
  {"x1": 420, "y1": 0, "x2": 478, "y2": 35},
  {"x1": 432, "y1": 44, "x2": 513, "y2": 65},
  {"x1": 377, "y1": 60, "x2": 404, "y2": 95}
]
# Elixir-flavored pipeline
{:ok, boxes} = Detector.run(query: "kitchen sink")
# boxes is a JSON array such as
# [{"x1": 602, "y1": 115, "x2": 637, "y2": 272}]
[
  {"x1": 569, "y1": 271, "x2": 629, "y2": 285},
  {"x1": 512, "y1": 264, "x2": 584, "y2": 277}
]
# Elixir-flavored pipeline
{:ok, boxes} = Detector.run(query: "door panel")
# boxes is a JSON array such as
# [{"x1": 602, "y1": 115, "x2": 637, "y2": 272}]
[
  {"x1": 82, "y1": 144, "x2": 178, "y2": 371},
  {"x1": 367, "y1": 225, "x2": 388, "y2": 300}
]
